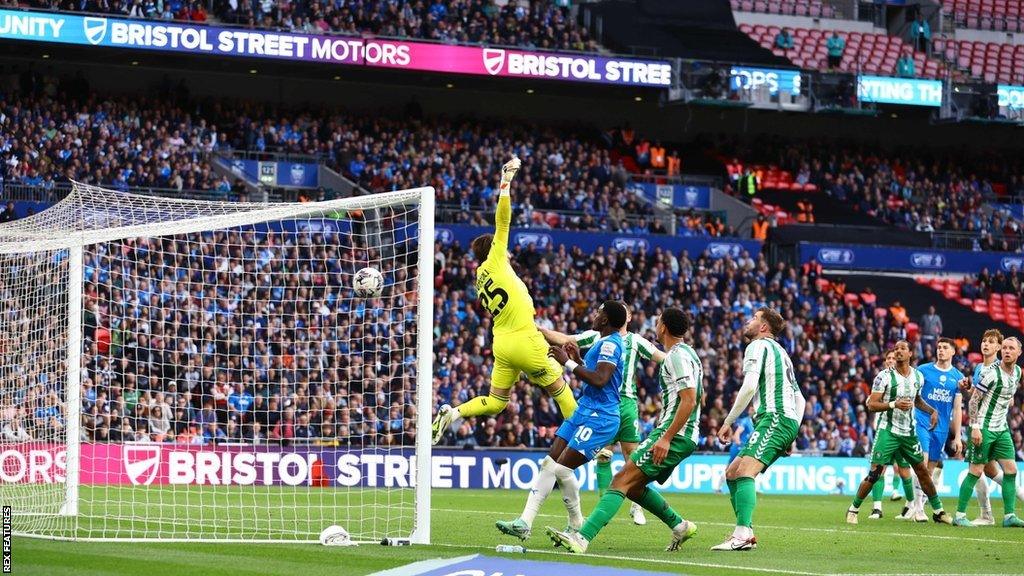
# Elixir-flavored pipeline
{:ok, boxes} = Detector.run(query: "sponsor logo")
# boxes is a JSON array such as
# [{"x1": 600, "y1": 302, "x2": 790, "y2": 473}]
[
  {"x1": 123, "y1": 445, "x2": 161, "y2": 486},
  {"x1": 483, "y1": 48, "x2": 506, "y2": 75},
  {"x1": 514, "y1": 232, "x2": 551, "y2": 249},
  {"x1": 289, "y1": 163, "x2": 306, "y2": 186},
  {"x1": 817, "y1": 248, "x2": 855, "y2": 264},
  {"x1": 910, "y1": 252, "x2": 946, "y2": 269},
  {"x1": 708, "y1": 242, "x2": 742, "y2": 259},
  {"x1": 435, "y1": 228, "x2": 454, "y2": 244},
  {"x1": 1001, "y1": 256, "x2": 1024, "y2": 272},
  {"x1": 612, "y1": 237, "x2": 649, "y2": 252},
  {"x1": 83, "y1": 17, "x2": 107, "y2": 45},
  {"x1": 683, "y1": 186, "x2": 700, "y2": 207}
]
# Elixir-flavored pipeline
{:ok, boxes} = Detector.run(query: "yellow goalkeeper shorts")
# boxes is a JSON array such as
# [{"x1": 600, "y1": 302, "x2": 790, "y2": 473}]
[{"x1": 490, "y1": 328, "x2": 563, "y2": 391}]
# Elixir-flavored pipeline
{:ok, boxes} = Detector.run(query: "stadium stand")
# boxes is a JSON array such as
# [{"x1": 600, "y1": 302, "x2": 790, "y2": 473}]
[
  {"x1": 730, "y1": 0, "x2": 837, "y2": 19},
  {"x1": 738, "y1": 24, "x2": 947, "y2": 78},
  {"x1": 19, "y1": 0, "x2": 597, "y2": 52},
  {"x1": 945, "y1": 0, "x2": 1024, "y2": 32},
  {"x1": 937, "y1": 37, "x2": 1024, "y2": 84}
]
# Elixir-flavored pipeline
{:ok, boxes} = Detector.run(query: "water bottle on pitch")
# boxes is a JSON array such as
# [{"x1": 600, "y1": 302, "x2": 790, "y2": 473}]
[{"x1": 495, "y1": 544, "x2": 526, "y2": 553}]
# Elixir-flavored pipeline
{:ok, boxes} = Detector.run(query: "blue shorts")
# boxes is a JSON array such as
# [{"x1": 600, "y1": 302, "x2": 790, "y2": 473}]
[
  {"x1": 556, "y1": 409, "x2": 620, "y2": 461},
  {"x1": 915, "y1": 423, "x2": 948, "y2": 461},
  {"x1": 728, "y1": 444, "x2": 743, "y2": 463}
]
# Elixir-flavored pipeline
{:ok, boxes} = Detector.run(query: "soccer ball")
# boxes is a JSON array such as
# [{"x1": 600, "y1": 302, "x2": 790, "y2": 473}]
[{"x1": 353, "y1": 267, "x2": 384, "y2": 298}]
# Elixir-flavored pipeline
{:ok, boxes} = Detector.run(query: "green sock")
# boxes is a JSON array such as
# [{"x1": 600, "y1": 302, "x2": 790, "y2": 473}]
[
  {"x1": 734, "y1": 477, "x2": 756, "y2": 527},
  {"x1": 1002, "y1": 473, "x2": 1017, "y2": 516},
  {"x1": 928, "y1": 494, "x2": 943, "y2": 511},
  {"x1": 852, "y1": 495, "x2": 864, "y2": 508},
  {"x1": 637, "y1": 487, "x2": 683, "y2": 528},
  {"x1": 902, "y1": 476, "x2": 915, "y2": 502},
  {"x1": 727, "y1": 478, "x2": 738, "y2": 514},
  {"x1": 892, "y1": 473, "x2": 901, "y2": 493},
  {"x1": 958, "y1": 473, "x2": 980, "y2": 514},
  {"x1": 596, "y1": 460, "x2": 612, "y2": 497},
  {"x1": 579, "y1": 489, "x2": 625, "y2": 542},
  {"x1": 871, "y1": 478, "x2": 885, "y2": 502}
]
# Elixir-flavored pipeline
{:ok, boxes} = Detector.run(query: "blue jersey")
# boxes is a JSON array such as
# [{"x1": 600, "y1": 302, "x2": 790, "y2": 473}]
[
  {"x1": 736, "y1": 415, "x2": 755, "y2": 445},
  {"x1": 577, "y1": 332, "x2": 624, "y2": 416},
  {"x1": 915, "y1": 362, "x2": 963, "y2": 431}
]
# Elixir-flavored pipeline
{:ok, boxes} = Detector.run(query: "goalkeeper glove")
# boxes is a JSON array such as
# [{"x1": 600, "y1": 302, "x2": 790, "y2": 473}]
[{"x1": 500, "y1": 156, "x2": 521, "y2": 191}]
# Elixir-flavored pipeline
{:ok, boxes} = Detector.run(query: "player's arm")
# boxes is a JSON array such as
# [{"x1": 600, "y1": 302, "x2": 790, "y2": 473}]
[
  {"x1": 865, "y1": 391, "x2": 895, "y2": 412},
  {"x1": 488, "y1": 157, "x2": 520, "y2": 261},
  {"x1": 634, "y1": 334, "x2": 667, "y2": 364},
  {"x1": 951, "y1": 391, "x2": 963, "y2": 455},
  {"x1": 538, "y1": 327, "x2": 573, "y2": 346},
  {"x1": 551, "y1": 340, "x2": 619, "y2": 388},
  {"x1": 720, "y1": 343, "x2": 763, "y2": 441},
  {"x1": 914, "y1": 393, "x2": 939, "y2": 430}
]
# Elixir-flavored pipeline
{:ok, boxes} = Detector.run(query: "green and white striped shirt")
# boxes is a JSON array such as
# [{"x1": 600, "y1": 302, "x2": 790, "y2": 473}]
[
  {"x1": 575, "y1": 330, "x2": 657, "y2": 400},
  {"x1": 657, "y1": 342, "x2": 704, "y2": 443},
  {"x1": 975, "y1": 363, "x2": 1021, "y2": 433},
  {"x1": 872, "y1": 367, "x2": 924, "y2": 437},
  {"x1": 742, "y1": 338, "x2": 805, "y2": 422}
]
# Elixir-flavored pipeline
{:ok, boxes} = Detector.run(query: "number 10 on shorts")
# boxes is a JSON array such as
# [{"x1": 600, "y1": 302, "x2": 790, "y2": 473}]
[{"x1": 573, "y1": 427, "x2": 593, "y2": 442}]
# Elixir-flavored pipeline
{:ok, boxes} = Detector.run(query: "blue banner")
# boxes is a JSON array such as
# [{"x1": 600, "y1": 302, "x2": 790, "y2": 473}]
[
  {"x1": 730, "y1": 65, "x2": 802, "y2": 95},
  {"x1": 991, "y1": 202, "x2": 1024, "y2": 220},
  {"x1": 338, "y1": 449, "x2": 1022, "y2": 497},
  {"x1": 628, "y1": 182, "x2": 711, "y2": 210},
  {"x1": 228, "y1": 159, "x2": 319, "y2": 188},
  {"x1": 375, "y1": 555, "x2": 680, "y2": 576},
  {"x1": 857, "y1": 75, "x2": 942, "y2": 107},
  {"x1": 998, "y1": 84, "x2": 1024, "y2": 109},
  {"x1": 801, "y1": 242, "x2": 1024, "y2": 274},
  {"x1": 435, "y1": 224, "x2": 760, "y2": 258}
]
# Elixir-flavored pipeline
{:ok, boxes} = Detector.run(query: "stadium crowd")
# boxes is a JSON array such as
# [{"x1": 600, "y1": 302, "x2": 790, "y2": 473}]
[
  {"x1": 720, "y1": 137, "x2": 1024, "y2": 252},
  {"x1": 0, "y1": 75, "x2": 712, "y2": 235},
  {"x1": 17, "y1": 0, "x2": 596, "y2": 53}
]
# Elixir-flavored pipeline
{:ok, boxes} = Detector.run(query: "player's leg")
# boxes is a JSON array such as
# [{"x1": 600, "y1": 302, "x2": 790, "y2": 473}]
[
  {"x1": 715, "y1": 414, "x2": 798, "y2": 550},
  {"x1": 852, "y1": 429, "x2": 897, "y2": 520},
  {"x1": 621, "y1": 430, "x2": 696, "y2": 548},
  {"x1": 497, "y1": 430, "x2": 572, "y2": 539},
  {"x1": 973, "y1": 460, "x2": 998, "y2": 524},
  {"x1": 869, "y1": 464, "x2": 887, "y2": 519},
  {"x1": 907, "y1": 425, "x2": 933, "y2": 521},
  {"x1": 956, "y1": 432, "x2": 991, "y2": 526},
  {"x1": 991, "y1": 430, "x2": 1023, "y2": 527},
  {"x1": 520, "y1": 330, "x2": 575, "y2": 418},
  {"x1": 435, "y1": 349, "x2": 518, "y2": 443},
  {"x1": 550, "y1": 411, "x2": 620, "y2": 531},
  {"x1": 547, "y1": 461, "x2": 649, "y2": 554},
  {"x1": 906, "y1": 438, "x2": 951, "y2": 523},
  {"x1": 895, "y1": 463, "x2": 916, "y2": 518},
  {"x1": 890, "y1": 464, "x2": 904, "y2": 501},
  {"x1": 614, "y1": 396, "x2": 646, "y2": 525}
]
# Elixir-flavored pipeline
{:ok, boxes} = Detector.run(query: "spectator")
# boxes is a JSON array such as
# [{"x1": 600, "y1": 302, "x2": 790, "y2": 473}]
[
  {"x1": 919, "y1": 305, "x2": 943, "y2": 347},
  {"x1": 775, "y1": 28, "x2": 795, "y2": 50},
  {"x1": 911, "y1": 15, "x2": 931, "y2": 53},
  {"x1": 889, "y1": 300, "x2": 909, "y2": 325},
  {"x1": 795, "y1": 198, "x2": 815, "y2": 223},
  {"x1": 897, "y1": 51, "x2": 916, "y2": 78},
  {"x1": 826, "y1": 32, "x2": 845, "y2": 70},
  {"x1": 752, "y1": 214, "x2": 770, "y2": 240}
]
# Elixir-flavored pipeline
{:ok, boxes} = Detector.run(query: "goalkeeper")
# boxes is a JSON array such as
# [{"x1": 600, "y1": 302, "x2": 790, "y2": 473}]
[{"x1": 431, "y1": 157, "x2": 576, "y2": 444}]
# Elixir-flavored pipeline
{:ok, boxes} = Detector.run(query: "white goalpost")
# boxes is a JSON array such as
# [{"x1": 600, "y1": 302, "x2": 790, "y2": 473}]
[{"x1": 0, "y1": 182, "x2": 434, "y2": 543}]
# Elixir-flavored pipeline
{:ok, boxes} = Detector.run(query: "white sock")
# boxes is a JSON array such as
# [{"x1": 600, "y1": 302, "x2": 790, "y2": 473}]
[
  {"x1": 550, "y1": 461, "x2": 583, "y2": 530},
  {"x1": 732, "y1": 525, "x2": 754, "y2": 540},
  {"x1": 521, "y1": 457, "x2": 557, "y2": 527},
  {"x1": 872, "y1": 501, "x2": 882, "y2": 511},
  {"x1": 976, "y1": 474, "x2": 992, "y2": 515}
]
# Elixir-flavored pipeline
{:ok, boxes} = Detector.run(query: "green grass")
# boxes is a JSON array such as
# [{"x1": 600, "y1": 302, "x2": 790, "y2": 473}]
[{"x1": 12, "y1": 488, "x2": 1024, "y2": 575}]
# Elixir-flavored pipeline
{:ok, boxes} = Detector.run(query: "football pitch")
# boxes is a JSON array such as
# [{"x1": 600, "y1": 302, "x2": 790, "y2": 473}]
[{"x1": 13, "y1": 488, "x2": 1024, "y2": 575}]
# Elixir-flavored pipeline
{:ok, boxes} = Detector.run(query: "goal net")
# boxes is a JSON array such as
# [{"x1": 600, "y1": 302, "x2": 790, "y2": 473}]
[{"x1": 0, "y1": 182, "x2": 435, "y2": 543}]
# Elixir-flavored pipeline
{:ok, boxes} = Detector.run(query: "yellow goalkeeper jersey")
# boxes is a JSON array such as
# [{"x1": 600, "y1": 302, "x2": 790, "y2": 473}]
[{"x1": 475, "y1": 193, "x2": 536, "y2": 335}]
